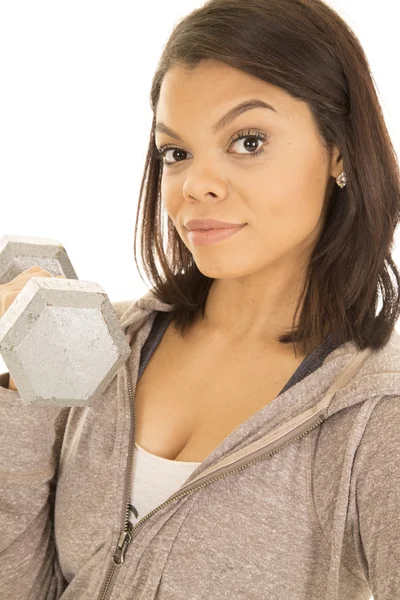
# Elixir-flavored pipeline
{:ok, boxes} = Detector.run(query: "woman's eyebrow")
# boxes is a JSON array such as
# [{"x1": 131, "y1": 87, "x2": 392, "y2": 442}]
[{"x1": 155, "y1": 98, "x2": 277, "y2": 142}]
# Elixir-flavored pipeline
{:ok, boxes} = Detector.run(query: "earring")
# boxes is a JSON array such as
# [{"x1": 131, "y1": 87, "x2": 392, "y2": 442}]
[{"x1": 336, "y1": 171, "x2": 347, "y2": 188}]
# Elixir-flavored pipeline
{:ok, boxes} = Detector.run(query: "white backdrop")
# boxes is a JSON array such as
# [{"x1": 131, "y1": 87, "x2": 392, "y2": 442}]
[{"x1": 1, "y1": 0, "x2": 399, "y2": 378}]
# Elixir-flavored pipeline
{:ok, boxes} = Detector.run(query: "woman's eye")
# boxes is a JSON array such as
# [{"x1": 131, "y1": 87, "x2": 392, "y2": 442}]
[
  {"x1": 156, "y1": 131, "x2": 267, "y2": 166},
  {"x1": 230, "y1": 133, "x2": 266, "y2": 156}
]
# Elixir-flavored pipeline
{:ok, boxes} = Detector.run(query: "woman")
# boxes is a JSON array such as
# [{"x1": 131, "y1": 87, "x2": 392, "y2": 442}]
[{"x1": 1, "y1": 0, "x2": 400, "y2": 598}]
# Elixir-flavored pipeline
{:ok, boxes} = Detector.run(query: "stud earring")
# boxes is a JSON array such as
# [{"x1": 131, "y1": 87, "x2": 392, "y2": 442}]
[{"x1": 336, "y1": 171, "x2": 347, "y2": 188}]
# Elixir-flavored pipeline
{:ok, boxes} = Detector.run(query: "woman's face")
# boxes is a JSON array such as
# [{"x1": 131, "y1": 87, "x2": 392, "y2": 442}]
[{"x1": 155, "y1": 59, "x2": 342, "y2": 282}]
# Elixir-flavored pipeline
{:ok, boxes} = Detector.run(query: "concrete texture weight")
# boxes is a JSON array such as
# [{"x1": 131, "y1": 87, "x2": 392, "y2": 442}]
[{"x1": 0, "y1": 234, "x2": 131, "y2": 407}]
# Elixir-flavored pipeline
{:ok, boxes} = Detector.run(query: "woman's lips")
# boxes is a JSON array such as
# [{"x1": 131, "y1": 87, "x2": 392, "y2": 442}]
[{"x1": 187, "y1": 224, "x2": 246, "y2": 246}]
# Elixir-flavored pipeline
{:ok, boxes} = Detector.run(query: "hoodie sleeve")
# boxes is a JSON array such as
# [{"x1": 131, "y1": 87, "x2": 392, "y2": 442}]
[
  {"x1": 0, "y1": 384, "x2": 71, "y2": 599},
  {"x1": 0, "y1": 299, "x2": 134, "y2": 599},
  {"x1": 354, "y1": 394, "x2": 400, "y2": 599}
]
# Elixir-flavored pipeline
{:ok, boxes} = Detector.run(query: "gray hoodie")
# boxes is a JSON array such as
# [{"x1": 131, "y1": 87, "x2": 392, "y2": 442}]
[{"x1": 0, "y1": 289, "x2": 399, "y2": 600}]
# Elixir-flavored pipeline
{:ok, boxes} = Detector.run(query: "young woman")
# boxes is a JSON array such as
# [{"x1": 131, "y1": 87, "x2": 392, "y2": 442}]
[{"x1": 1, "y1": 0, "x2": 399, "y2": 598}]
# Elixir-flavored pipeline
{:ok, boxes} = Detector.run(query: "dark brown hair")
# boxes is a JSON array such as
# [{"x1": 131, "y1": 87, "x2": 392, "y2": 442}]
[{"x1": 133, "y1": 0, "x2": 400, "y2": 357}]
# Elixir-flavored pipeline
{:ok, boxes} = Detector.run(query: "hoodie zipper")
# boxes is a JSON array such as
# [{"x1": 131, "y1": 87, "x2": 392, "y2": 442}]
[{"x1": 97, "y1": 360, "x2": 329, "y2": 600}]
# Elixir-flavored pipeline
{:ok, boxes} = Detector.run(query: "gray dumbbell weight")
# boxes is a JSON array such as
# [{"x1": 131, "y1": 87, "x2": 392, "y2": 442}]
[{"x1": 0, "y1": 234, "x2": 131, "y2": 407}]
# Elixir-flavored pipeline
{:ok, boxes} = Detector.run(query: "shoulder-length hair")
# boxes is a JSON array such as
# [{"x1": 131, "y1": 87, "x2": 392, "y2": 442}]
[{"x1": 133, "y1": 0, "x2": 400, "y2": 357}]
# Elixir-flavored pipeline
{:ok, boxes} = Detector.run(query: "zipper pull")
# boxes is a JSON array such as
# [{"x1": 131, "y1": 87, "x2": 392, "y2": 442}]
[{"x1": 113, "y1": 522, "x2": 133, "y2": 565}]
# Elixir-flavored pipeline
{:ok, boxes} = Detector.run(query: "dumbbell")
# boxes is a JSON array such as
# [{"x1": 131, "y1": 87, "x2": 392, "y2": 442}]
[{"x1": 0, "y1": 234, "x2": 131, "y2": 407}]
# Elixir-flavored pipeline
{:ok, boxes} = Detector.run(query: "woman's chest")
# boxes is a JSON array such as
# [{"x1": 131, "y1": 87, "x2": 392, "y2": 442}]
[{"x1": 134, "y1": 324, "x2": 306, "y2": 462}]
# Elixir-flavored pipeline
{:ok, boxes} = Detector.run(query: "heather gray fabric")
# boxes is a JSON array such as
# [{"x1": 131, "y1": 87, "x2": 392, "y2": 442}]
[{"x1": 1, "y1": 289, "x2": 399, "y2": 600}]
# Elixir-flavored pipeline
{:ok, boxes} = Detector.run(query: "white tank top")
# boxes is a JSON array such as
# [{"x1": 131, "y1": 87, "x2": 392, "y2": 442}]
[{"x1": 128, "y1": 442, "x2": 201, "y2": 526}]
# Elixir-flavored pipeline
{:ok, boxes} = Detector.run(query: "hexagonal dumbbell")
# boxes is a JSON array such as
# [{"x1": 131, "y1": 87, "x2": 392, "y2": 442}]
[{"x1": 0, "y1": 234, "x2": 131, "y2": 407}]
